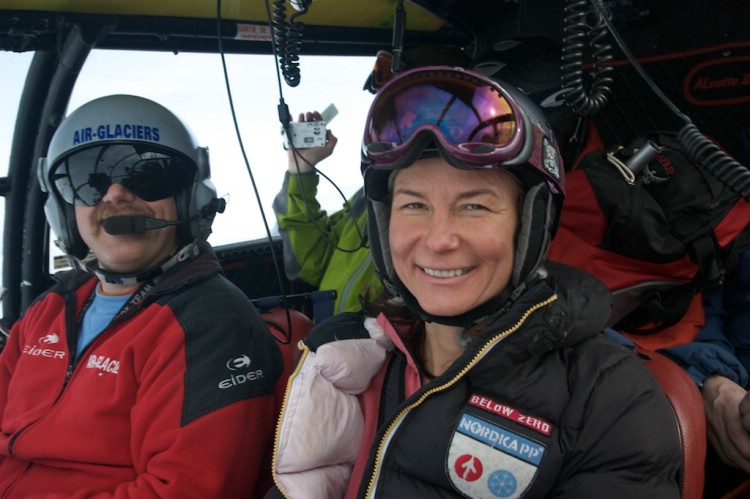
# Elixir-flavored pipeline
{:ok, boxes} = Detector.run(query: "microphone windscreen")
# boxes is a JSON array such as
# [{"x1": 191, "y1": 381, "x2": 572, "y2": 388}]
[{"x1": 102, "y1": 215, "x2": 147, "y2": 235}]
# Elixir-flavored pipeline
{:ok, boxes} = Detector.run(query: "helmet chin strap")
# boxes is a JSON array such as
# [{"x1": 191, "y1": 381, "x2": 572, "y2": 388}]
[
  {"x1": 74, "y1": 241, "x2": 200, "y2": 286},
  {"x1": 391, "y1": 273, "x2": 538, "y2": 328}
]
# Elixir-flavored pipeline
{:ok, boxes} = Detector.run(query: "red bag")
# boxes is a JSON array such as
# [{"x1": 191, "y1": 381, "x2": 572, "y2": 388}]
[{"x1": 549, "y1": 131, "x2": 750, "y2": 349}]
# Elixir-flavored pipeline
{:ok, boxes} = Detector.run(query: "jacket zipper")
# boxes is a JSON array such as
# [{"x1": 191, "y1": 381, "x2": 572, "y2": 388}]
[
  {"x1": 6, "y1": 336, "x2": 87, "y2": 457},
  {"x1": 363, "y1": 295, "x2": 558, "y2": 498},
  {"x1": 271, "y1": 342, "x2": 309, "y2": 498},
  {"x1": 7, "y1": 366, "x2": 65, "y2": 456},
  {"x1": 6, "y1": 278, "x2": 153, "y2": 459}
]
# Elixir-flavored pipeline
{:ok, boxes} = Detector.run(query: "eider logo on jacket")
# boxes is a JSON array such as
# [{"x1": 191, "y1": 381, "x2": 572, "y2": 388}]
[
  {"x1": 447, "y1": 413, "x2": 545, "y2": 498},
  {"x1": 40, "y1": 332, "x2": 60, "y2": 345},
  {"x1": 226, "y1": 354, "x2": 251, "y2": 370},
  {"x1": 21, "y1": 332, "x2": 65, "y2": 359},
  {"x1": 218, "y1": 354, "x2": 264, "y2": 389}
]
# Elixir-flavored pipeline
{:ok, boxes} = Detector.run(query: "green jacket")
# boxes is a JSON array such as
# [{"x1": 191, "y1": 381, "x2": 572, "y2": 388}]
[{"x1": 273, "y1": 172, "x2": 384, "y2": 315}]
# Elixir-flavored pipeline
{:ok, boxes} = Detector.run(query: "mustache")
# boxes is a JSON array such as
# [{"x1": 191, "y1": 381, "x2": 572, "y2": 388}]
[{"x1": 93, "y1": 205, "x2": 155, "y2": 226}]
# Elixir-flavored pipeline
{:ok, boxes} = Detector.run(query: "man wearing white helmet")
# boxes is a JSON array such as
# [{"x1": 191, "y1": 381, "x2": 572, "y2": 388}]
[{"x1": 0, "y1": 95, "x2": 284, "y2": 497}]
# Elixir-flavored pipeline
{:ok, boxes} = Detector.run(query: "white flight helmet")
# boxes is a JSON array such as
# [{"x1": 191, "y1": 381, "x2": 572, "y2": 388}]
[{"x1": 38, "y1": 94, "x2": 222, "y2": 279}]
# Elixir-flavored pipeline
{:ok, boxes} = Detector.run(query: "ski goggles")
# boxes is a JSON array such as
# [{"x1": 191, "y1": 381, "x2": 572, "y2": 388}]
[
  {"x1": 363, "y1": 51, "x2": 404, "y2": 93},
  {"x1": 50, "y1": 144, "x2": 192, "y2": 206},
  {"x1": 363, "y1": 66, "x2": 527, "y2": 171}
]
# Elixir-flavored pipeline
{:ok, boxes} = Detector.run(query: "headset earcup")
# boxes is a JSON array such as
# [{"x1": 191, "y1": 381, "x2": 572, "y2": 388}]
[
  {"x1": 64, "y1": 203, "x2": 89, "y2": 260},
  {"x1": 178, "y1": 147, "x2": 217, "y2": 244}
]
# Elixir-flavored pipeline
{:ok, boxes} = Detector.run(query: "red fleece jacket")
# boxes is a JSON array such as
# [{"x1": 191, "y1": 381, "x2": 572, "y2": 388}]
[{"x1": 0, "y1": 248, "x2": 285, "y2": 498}]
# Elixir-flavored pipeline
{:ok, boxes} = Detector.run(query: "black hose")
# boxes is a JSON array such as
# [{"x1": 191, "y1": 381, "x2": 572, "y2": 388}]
[{"x1": 679, "y1": 124, "x2": 750, "y2": 200}]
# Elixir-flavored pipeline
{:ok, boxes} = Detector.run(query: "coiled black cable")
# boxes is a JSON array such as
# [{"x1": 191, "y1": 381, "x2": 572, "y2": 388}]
[
  {"x1": 271, "y1": 0, "x2": 306, "y2": 87},
  {"x1": 560, "y1": 0, "x2": 614, "y2": 116},
  {"x1": 585, "y1": 0, "x2": 750, "y2": 201},
  {"x1": 679, "y1": 124, "x2": 750, "y2": 199}
]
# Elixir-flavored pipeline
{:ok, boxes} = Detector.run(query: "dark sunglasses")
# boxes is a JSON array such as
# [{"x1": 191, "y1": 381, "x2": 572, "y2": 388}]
[{"x1": 50, "y1": 144, "x2": 192, "y2": 206}]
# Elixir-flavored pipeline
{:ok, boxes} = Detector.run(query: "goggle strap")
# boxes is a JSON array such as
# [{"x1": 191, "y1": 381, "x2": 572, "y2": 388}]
[{"x1": 512, "y1": 183, "x2": 553, "y2": 288}]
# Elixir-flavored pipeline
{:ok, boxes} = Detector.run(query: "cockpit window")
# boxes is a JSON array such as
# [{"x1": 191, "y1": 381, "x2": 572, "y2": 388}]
[{"x1": 66, "y1": 50, "x2": 374, "y2": 246}]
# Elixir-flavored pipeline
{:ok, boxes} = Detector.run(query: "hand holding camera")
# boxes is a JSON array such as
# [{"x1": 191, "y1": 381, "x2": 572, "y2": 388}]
[
  {"x1": 283, "y1": 120, "x2": 327, "y2": 149},
  {"x1": 285, "y1": 107, "x2": 338, "y2": 174}
]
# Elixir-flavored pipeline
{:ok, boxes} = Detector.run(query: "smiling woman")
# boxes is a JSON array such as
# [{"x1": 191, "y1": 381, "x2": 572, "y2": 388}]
[
  {"x1": 270, "y1": 66, "x2": 683, "y2": 499},
  {"x1": 388, "y1": 160, "x2": 521, "y2": 319}
]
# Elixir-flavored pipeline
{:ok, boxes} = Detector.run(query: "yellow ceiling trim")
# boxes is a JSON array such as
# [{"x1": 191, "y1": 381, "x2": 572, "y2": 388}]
[{"x1": 1, "y1": 0, "x2": 444, "y2": 31}]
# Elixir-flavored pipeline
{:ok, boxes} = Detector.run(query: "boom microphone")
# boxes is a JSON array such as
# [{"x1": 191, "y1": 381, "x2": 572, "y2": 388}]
[{"x1": 102, "y1": 215, "x2": 184, "y2": 235}]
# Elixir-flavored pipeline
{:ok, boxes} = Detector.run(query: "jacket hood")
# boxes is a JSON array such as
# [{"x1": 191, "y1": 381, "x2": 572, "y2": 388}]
[
  {"x1": 451, "y1": 262, "x2": 612, "y2": 374},
  {"x1": 538, "y1": 261, "x2": 612, "y2": 349}
]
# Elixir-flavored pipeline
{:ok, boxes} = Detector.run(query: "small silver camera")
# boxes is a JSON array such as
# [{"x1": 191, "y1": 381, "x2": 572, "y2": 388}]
[{"x1": 282, "y1": 121, "x2": 327, "y2": 149}]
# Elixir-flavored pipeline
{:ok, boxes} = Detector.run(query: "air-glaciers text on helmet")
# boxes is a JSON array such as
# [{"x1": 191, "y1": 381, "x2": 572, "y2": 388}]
[{"x1": 72, "y1": 124, "x2": 161, "y2": 146}]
